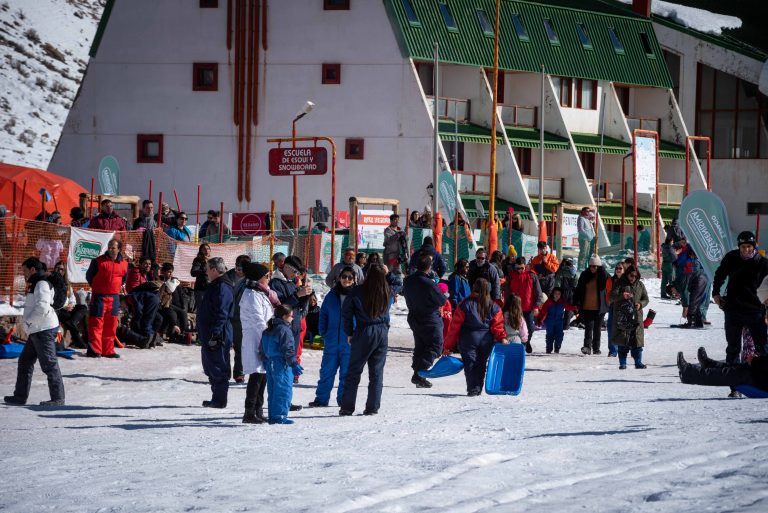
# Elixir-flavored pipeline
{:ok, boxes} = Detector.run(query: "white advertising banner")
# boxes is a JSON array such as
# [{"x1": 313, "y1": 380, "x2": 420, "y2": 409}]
[
  {"x1": 318, "y1": 232, "x2": 343, "y2": 274},
  {"x1": 561, "y1": 213, "x2": 579, "y2": 249},
  {"x1": 67, "y1": 227, "x2": 115, "y2": 283},
  {"x1": 357, "y1": 209, "x2": 392, "y2": 250},
  {"x1": 635, "y1": 136, "x2": 657, "y2": 195}
]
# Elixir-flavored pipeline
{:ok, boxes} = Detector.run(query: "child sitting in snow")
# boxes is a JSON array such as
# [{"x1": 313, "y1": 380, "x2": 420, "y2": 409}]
[
  {"x1": 502, "y1": 294, "x2": 528, "y2": 344},
  {"x1": 259, "y1": 304, "x2": 303, "y2": 425},
  {"x1": 536, "y1": 287, "x2": 577, "y2": 354}
]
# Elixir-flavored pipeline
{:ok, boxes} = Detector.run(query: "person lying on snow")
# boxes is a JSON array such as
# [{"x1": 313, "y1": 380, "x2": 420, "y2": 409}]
[{"x1": 677, "y1": 348, "x2": 768, "y2": 393}]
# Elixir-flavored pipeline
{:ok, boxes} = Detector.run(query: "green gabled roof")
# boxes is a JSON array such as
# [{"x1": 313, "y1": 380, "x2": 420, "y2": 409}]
[
  {"x1": 505, "y1": 126, "x2": 570, "y2": 150},
  {"x1": 385, "y1": 0, "x2": 673, "y2": 88},
  {"x1": 571, "y1": 132, "x2": 631, "y2": 154}
]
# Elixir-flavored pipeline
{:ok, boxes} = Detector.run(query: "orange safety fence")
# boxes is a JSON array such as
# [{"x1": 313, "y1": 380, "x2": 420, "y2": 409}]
[{"x1": 0, "y1": 218, "x2": 343, "y2": 306}]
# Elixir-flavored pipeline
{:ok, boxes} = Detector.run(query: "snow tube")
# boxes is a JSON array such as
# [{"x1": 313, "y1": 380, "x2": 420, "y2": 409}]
[
  {"x1": 57, "y1": 348, "x2": 77, "y2": 360},
  {"x1": 485, "y1": 343, "x2": 525, "y2": 396},
  {"x1": 735, "y1": 385, "x2": 768, "y2": 398},
  {"x1": 418, "y1": 355, "x2": 464, "y2": 379},
  {"x1": 0, "y1": 342, "x2": 24, "y2": 359}
]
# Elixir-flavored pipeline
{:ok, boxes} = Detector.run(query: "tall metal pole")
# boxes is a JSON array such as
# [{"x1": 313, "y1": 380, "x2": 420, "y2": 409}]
[
  {"x1": 292, "y1": 119, "x2": 299, "y2": 231},
  {"x1": 433, "y1": 42, "x2": 440, "y2": 221},
  {"x1": 595, "y1": 91, "x2": 607, "y2": 254},
  {"x1": 488, "y1": 0, "x2": 500, "y2": 245},
  {"x1": 538, "y1": 64, "x2": 545, "y2": 225}
]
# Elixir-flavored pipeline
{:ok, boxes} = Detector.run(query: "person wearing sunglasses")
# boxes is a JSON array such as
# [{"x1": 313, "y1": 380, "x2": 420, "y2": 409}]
[
  {"x1": 506, "y1": 257, "x2": 542, "y2": 353},
  {"x1": 166, "y1": 212, "x2": 192, "y2": 242},
  {"x1": 574, "y1": 254, "x2": 609, "y2": 355},
  {"x1": 609, "y1": 265, "x2": 649, "y2": 369},
  {"x1": 309, "y1": 267, "x2": 358, "y2": 408},
  {"x1": 467, "y1": 248, "x2": 501, "y2": 301}
]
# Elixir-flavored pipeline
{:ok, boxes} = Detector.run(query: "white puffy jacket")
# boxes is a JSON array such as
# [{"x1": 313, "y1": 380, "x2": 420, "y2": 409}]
[
  {"x1": 23, "y1": 278, "x2": 60, "y2": 334},
  {"x1": 240, "y1": 287, "x2": 274, "y2": 375}
]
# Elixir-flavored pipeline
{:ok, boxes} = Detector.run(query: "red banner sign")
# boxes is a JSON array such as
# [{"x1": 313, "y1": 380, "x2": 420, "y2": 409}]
[
  {"x1": 268, "y1": 147, "x2": 328, "y2": 176},
  {"x1": 231, "y1": 212, "x2": 269, "y2": 236}
]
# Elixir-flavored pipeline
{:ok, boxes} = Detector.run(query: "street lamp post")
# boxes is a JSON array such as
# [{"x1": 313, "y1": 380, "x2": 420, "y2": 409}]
[{"x1": 292, "y1": 101, "x2": 315, "y2": 230}]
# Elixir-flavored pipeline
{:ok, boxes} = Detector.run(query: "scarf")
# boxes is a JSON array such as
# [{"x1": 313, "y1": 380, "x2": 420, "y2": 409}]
[{"x1": 247, "y1": 279, "x2": 280, "y2": 307}]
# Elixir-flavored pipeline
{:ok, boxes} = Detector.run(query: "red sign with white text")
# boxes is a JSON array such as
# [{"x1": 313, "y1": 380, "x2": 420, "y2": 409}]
[
  {"x1": 232, "y1": 212, "x2": 269, "y2": 236},
  {"x1": 268, "y1": 147, "x2": 328, "y2": 176}
]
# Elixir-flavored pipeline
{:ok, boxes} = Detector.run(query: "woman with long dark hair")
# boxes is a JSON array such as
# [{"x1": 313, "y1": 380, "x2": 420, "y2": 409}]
[
  {"x1": 444, "y1": 278, "x2": 508, "y2": 396},
  {"x1": 190, "y1": 243, "x2": 211, "y2": 311},
  {"x1": 338, "y1": 264, "x2": 392, "y2": 416}
]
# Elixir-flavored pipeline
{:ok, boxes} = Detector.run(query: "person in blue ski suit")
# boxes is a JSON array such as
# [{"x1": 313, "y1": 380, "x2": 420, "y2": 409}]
[
  {"x1": 402, "y1": 253, "x2": 447, "y2": 388},
  {"x1": 309, "y1": 267, "x2": 358, "y2": 407},
  {"x1": 447, "y1": 259, "x2": 471, "y2": 309},
  {"x1": 197, "y1": 257, "x2": 234, "y2": 409},
  {"x1": 536, "y1": 287, "x2": 577, "y2": 354},
  {"x1": 269, "y1": 255, "x2": 312, "y2": 351},
  {"x1": 259, "y1": 304, "x2": 303, "y2": 424},
  {"x1": 339, "y1": 265, "x2": 394, "y2": 416}
]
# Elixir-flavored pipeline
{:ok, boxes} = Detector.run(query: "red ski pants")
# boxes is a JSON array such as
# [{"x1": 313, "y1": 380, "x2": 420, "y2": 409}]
[{"x1": 89, "y1": 294, "x2": 120, "y2": 356}]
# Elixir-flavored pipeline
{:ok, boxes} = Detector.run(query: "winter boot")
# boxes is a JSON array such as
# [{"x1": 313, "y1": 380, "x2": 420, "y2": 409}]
[
  {"x1": 581, "y1": 346, "x2": 591, "y2": 355},
  {"x1": 525, "y1": 342, "x2": 533, "y2": 354},
  {"x1": 39, "y1": 399, "x2": 65, "y2": 406},
  {"x1": 3, "y1": 395, "x2": 26, "y2": 406},
  {"x1": 411, "y1": 373, "x2": 432, "y2": 388},
  {"x1": 697, "y1": 347, "x2": 718, "y2": 368},
  {"x1": 242, "y1": 410, "x2": 265, "y2": 424},
  {"x1": 643, "y1": 309, "x2": 656, "y2": 328}
]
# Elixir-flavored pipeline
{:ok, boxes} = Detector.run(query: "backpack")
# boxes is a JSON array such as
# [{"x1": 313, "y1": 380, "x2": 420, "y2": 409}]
[
  {"x1": 615, "y1": 298, "x2": 638, "y2": 332},
  {"x1": 45, "y1": 271, "x2": 69, "y2": 311}
]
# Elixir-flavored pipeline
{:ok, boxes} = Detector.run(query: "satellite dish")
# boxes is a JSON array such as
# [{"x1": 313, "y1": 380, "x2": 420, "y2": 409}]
[{"x1": 475, "y1": 199, "x2": 486, "y2": 218}]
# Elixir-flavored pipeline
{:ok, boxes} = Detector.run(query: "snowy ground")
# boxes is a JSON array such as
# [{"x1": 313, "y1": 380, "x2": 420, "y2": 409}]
[{"x1": 1, "y1": 278, "x2": 767, "y2": 513}]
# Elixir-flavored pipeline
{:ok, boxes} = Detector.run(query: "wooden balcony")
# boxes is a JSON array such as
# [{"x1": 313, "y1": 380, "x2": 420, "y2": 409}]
[
  {"x1": 498, "y1": 104, "x2": 538, "y2": 128},
  {"x1": 426, "y1": 96, "x2": 470, "y2": 122}
]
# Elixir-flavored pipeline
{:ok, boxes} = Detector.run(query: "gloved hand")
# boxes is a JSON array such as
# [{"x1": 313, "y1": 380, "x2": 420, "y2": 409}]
[
  {"x1": 207, "y1": 334, "x2": 222, "y2": 351},
  {"x1": 291, "y1": 364, "x2": 304, "y2": 377}
]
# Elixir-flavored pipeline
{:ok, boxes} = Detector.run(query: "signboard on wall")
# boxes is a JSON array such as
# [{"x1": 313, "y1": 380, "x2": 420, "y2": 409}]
[
  {"x1": 634, "y1": 136, "x2": 657, "y2": 194},
  {"x1": 98, "y1": 156, "x2": 120, "y2": 195},
  {"x1": 268, "y1": 147, "x2": 328, "y2": 176},
  {"x1": 561, "y1": 213, "x2": 579, "y2": 248},
  {"x1": 357, "y1": 209, "x2": 391, "y2": 249},
  {"x1": 232, "y1": 212, "x2": 269, "y2": 236}
]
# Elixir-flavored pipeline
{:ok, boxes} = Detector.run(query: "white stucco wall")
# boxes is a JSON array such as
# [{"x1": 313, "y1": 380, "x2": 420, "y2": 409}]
[{"x1": 50, "y1": 0, "x2": 438, "y2": 218}]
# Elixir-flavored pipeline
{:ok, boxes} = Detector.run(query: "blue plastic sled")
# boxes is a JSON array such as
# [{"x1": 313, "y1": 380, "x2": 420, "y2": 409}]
[
  {"x1": 485, "y1": 343, "x2": 526, "y2": 396},
  {"x1": 0, "y1": 343, "x2": 77, "y2": 360},
  {"x1": 735, "y1": 385, "x2": 768, "y2": 398},
  {"x1": 0, "y1": 342, "x2": 24, "y2": 359},
  {"x1": 418, "y1": 355, "x2": 464, "y2": 379}
]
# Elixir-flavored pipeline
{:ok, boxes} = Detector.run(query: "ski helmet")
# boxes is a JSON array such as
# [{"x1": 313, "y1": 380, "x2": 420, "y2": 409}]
[{"x1": 737, "y1": 231, "x2": 756, "y2": 247}]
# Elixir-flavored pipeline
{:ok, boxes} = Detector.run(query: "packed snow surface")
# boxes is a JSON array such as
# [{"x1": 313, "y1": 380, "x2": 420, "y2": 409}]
[
  {"x1": 617, "y1": 0, "x2": 741, "y2": 35},
  {"x1": 2, "y1": 279, "x2": 767, "y2": 512}
]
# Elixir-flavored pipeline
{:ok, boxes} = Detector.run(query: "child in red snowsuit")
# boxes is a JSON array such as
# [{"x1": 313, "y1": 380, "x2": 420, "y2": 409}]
[{"x1": 438, "y1": 283, "x2": 453, "y2": 343}]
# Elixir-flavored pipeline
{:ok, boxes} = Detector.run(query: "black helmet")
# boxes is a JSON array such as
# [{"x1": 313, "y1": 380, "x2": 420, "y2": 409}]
[{"x1": 737, "y1": 231, "x2": 756, "y2": 247}]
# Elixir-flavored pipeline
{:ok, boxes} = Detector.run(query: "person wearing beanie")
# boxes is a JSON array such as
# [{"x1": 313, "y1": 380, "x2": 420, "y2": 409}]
[
  {"x1": 70, "y1": 206, "x2": 89, "y2": 228},
  {"x1": 574, "y1": 254, "x2": 609, "y2": 355},
  {"x1": 713, "y1": 231, "x2": 768, "y2": 370},
  {"x1": 240, "y1": 262, "x2": 279, "y2": 423}
]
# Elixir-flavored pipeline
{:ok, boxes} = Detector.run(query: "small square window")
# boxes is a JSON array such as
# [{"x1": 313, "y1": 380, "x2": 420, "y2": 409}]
[
  {"x1": 193, "y1": 63, "x2": 218, "y2": 91},
  {"x1": 199, "y1": 0, "x2": 218, "y2": 7},
  {"x1": 322, "y1": 63, "x2": 341, "y2": 85},
  {"x1": 324, "y1": 0, "x2": 349, "y2": 10},
  {"x1": 137, "y1": 134, "x2": 163, "y2": 164},
  {"x1": 345, "y1": 138, "x2": 364, "y2": 160}
]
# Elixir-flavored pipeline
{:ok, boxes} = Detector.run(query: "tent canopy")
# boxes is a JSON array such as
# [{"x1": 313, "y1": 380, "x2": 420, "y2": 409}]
[{"x1": 0, "y1": 162, "x2": 89, "y2": 221}]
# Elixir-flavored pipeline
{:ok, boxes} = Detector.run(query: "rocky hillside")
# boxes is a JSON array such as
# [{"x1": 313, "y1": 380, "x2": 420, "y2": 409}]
[{"x1": 0, "y1": 0, "x2": 104, "y2": 169}]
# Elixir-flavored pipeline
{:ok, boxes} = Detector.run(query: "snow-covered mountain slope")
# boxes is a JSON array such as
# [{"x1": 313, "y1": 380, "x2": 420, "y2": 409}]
[{"x1": 0, "y1": 0, "x2": 104, "y2": 169}]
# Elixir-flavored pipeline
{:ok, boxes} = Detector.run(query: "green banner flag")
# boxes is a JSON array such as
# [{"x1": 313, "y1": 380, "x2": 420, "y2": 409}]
[
  {"x1": 437, "y1": 170, "x2": 457, "y2": 221},
  {"x1": 679, "y1": 190, "x2": 735, "y2": 282},
  {"x1": 98, "y1": 155, "x2": 120, "y2": 195}
]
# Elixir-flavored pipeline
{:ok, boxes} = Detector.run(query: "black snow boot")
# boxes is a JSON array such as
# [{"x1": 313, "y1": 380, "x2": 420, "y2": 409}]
[
  {"x1": 242, "y1": 409, "x2": 265, "y2": 424},
  {"x1": 697, "y1": 347, "x2": 718, "y2": 368},
  {"x1": 411, "y1": 373, "x2": 432, "y2": 388}
]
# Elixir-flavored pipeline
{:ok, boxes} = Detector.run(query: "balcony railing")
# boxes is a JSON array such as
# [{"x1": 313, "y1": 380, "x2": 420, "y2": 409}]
[
  {"x1": 455, "y1": 171, "x2": 496, "y2": 195},
  {"x1": 589, "y1": 180, "x2": 625, "y2": 203},
  {"x1": 523, "y1": 177, "x2": 563, "y2": 199},
  {"x1": 426, "y1": 96, "x2": 470, "y2": 122},
  {"x1": 658, "y1": 183, "x2": 684, "y2": 205},
  {"x1": 498, "y1": 104, "x2": 538, "y2": 127},
  {"x1": 626, "y1": 117, "x2": 661, "y2": 135}
]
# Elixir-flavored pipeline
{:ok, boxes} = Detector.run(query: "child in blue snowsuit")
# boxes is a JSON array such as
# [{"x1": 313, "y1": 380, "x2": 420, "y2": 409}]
[
  {"x1": 535, "y1": 287, "x2": 576, "y2": 354},
  {"x1": 309, "y1": 269, "x2": 357, "y2": 407},
  {"x1": 259, "y1": 305, "x2": 303, "y2": 424}
]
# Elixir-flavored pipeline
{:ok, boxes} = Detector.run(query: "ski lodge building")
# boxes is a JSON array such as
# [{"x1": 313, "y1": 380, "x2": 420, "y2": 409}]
[{"x1": 50, "y1": 0, "x2": 768, "y2": 244}]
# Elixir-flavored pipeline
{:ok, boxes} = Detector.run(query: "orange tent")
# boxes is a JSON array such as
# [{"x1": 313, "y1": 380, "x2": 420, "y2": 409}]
[{"x1": 0, "y1": 162, "x2": 89, "y2": 221}]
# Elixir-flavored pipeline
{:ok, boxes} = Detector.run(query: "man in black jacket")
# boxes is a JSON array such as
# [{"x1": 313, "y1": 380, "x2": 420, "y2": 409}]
[
  {"x1": 407, "y1": 236, "x2": 446, "y2": 278},
  {"x1": 712, "y1": 231, "x2": 768, "y2": 364},
  {"x1": 574, "y1": 255, "x2": 610, "y2": 355},
  {"x1": 402, "y1": 254, "x2": 447, "y2": 388}
]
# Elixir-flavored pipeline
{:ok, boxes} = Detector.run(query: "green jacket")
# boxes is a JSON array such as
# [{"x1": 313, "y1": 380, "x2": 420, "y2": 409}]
[{"x1": 609, "y1": 277, "x2": 649, "y2": 347}]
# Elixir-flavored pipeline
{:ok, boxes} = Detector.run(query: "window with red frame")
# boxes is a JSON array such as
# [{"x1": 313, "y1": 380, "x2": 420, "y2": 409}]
[
  {"x1": 137, "y1": 134, "x2": 163, "y2": 164},
  {"x1": 322, "y1": 63, "x2": 341, "y2": 84},
  {"x1": 345, "y1": 139, "x2": 364, "y2": 160},
  {"x1": 193, "y1": 63, "x2": 218, "y2": 91},
  {"x1": 199, "y1": 0, "x2": 218, "y2": 7},
  {"x1": 579, "y1": 152, "x2": 595, "y2": 179},
  {"x1": 575, "y1": 79, "x2": 597, "y2": 109},
  {"x1": 553, "y1": 76, "x2": 573, "y2": 107},
  {"x1": 324, "y1": 0, "x2": 350, "y2": 10},
  {"x1": 514, "y1": 147, "x2": 532, "y2": 175}
]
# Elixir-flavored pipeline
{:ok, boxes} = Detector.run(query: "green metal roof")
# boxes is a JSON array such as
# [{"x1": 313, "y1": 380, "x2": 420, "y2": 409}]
[
  {"x1": 505, "y1": 126, "x2": 570, "y2": 150},
  {"x1": 439, "y1": 122, "x2": 569, "y2": 150},
  {"x1": 658, "y1": 140, "x2": 686, "y2": 160},
  {"x1": 571, "y1": 132, "x2": 631, "y2": 154},
  {"x1": 598, "y1": 203, "x2": 678, "y2": 226},
  {"x1": 385, "y1": 0, "x2": 673, "y2": 88}
]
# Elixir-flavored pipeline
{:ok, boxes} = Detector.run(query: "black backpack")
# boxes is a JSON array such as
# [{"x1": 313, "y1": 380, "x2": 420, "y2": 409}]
[{"x1": 45, "y1": 271, "x2": 69, "y2": 311}]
